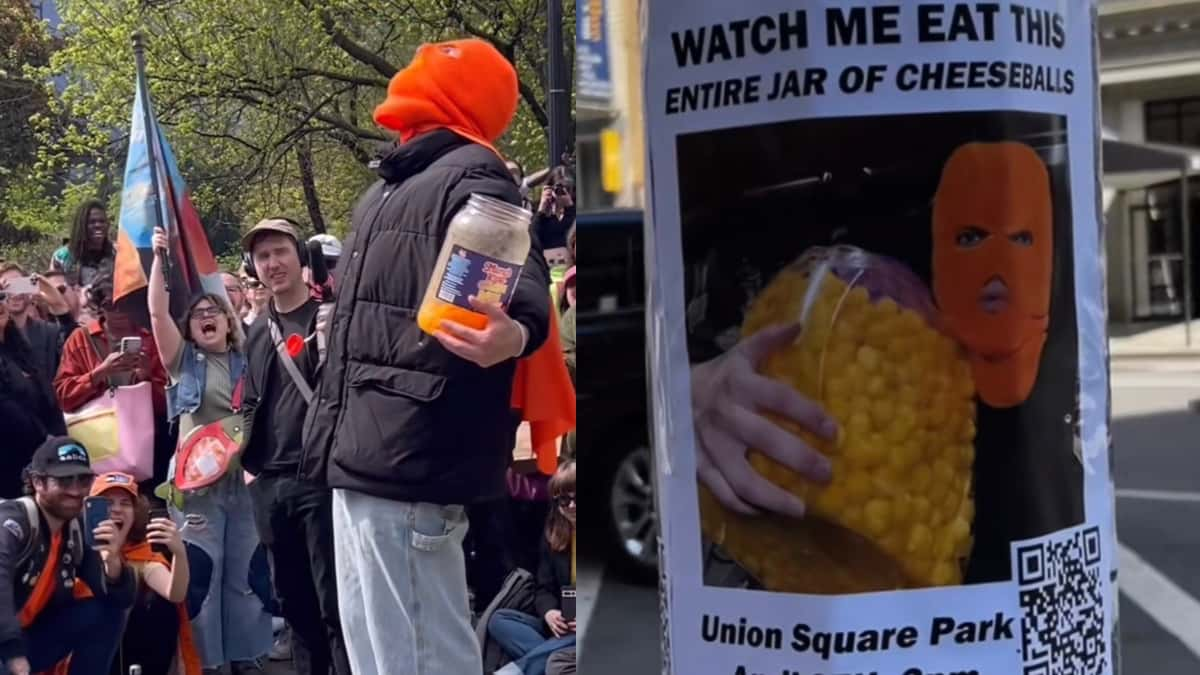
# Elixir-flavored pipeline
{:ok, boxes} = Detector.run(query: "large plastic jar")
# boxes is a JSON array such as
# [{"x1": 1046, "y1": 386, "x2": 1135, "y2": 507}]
[{"x1": 417, "y1": 193, "x2": 532, "y2": 335}]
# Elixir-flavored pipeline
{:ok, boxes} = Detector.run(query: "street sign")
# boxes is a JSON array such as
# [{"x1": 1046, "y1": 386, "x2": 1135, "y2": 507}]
[{"x1": 577, "y1": 0, "x2": 613, "y2": 102}]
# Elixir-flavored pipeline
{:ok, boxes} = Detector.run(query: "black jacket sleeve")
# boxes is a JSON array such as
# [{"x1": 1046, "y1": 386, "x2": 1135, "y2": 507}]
[
  {"x1": 509, "y1": 228, "x2": 552, "y2": 359},
  {"x1": 534, "y1": 538, "x2": 561, "y2": 620},
  {"x1": 444, "y1": 170, "x2": 551, "y2": 359},
  {"x1": 0, "y1": 502, "x2": 32, "y2": 661},
  {"x1": 240, "y1": 319, "x2": 268, "y2": 472}
]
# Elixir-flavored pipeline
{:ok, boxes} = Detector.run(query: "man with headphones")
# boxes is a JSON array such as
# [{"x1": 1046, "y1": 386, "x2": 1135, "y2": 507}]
[{"x1": 238, "y1": 218, "x2": 350, "y2": 675}]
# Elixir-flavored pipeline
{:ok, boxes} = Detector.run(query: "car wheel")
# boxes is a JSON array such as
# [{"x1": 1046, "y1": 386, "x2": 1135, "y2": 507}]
[{"x1": 606, "y1": 444, "x2": 658, "y2": 582}]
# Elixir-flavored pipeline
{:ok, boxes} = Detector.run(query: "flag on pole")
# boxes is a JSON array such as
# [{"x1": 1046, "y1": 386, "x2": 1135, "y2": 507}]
[{"x1": 112, "y1": 59, "x2": 226, "y2": 328}]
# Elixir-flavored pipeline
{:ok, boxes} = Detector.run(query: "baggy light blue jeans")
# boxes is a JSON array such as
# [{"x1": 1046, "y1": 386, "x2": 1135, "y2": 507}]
[
  {"x1": 332, "y1": 488, "x2": 480, "y2": 675},
  {"x1": 170, "y1": 472, "x2": 274, "y2": 667}
]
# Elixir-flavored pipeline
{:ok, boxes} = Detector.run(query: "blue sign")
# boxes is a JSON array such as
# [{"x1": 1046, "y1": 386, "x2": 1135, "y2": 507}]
[{"x1": 577, "y1": 0, "x2": 613, "y2": 102}]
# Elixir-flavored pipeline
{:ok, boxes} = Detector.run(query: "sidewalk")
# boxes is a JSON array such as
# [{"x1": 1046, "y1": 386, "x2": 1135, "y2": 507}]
[{"x1": 1110, "y1": 320, "x2": 1200, "y2": 359}]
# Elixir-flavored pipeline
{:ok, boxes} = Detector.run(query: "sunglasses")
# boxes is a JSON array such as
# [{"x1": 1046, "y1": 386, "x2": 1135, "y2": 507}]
[
  {"x1": 190, "y1": 306, "x2": 223, "y2": 319},
  {"x1": 49, "y1": 474, "x2": 96, "y2": 490},
  {"x1": 555, "y1": 493, "x2": 576, "y2": 508}
]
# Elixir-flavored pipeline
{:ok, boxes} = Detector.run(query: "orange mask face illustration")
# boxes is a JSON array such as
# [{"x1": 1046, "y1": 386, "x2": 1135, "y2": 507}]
[{"x1": 932, "y1": 142, "x2": 1052, "y2": 409}]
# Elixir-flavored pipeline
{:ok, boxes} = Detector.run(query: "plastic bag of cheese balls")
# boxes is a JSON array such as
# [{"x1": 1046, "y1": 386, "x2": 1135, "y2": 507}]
[{"x1": 699, "y1": 245, "x2": 977, "y2": 594}]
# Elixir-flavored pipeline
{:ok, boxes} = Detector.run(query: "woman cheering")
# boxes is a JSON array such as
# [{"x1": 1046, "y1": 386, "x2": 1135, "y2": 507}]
[{"x1": 148, "y1": 227, "x2": 273, "y2": 674}]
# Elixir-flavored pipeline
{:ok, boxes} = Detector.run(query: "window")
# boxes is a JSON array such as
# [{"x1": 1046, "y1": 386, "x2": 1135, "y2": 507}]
[
  {"x1": 1144, "y1": 97, "x2": 1200, "y2": 146},
  {"x1": 577, "y1": 218, "x2": 643, "y2": 315}
]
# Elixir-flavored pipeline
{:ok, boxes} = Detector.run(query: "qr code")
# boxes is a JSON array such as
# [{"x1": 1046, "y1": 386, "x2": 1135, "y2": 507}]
[{"x1": 1015, "y1": 526, "x2": 1107, "y2": 675}]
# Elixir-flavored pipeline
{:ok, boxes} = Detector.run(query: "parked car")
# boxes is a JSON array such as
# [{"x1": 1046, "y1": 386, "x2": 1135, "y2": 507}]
[{"x1": 577, "y1": 208, "x2": 658, "y2": 584}]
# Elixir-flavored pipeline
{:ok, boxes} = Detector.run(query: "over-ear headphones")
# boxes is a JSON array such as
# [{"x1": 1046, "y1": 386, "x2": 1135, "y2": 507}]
[{"x1": 242, "y1": 216, "x2": 310, "y2": 280}]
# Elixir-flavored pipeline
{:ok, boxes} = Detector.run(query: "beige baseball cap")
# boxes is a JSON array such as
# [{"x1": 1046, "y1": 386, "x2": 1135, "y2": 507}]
[{"x1": 241, "y1": 218, "x2": 300, "y2": 253}]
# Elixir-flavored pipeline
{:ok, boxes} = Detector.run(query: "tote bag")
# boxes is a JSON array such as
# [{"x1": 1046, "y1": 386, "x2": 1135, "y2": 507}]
[{"x1": 63, "y1": 380, "x2": 155, "y2": 480}]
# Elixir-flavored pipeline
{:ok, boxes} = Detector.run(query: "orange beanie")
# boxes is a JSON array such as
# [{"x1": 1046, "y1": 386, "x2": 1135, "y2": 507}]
[{"x1": 374, "y1": 39, "x2": 519, "y2": 155}]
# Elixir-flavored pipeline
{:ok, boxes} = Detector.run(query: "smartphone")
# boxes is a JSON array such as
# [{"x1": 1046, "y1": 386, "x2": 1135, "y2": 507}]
[
  {"x1": 4, "y1": 276, "x2": 36, "y2": 296},
  {"x1": 120, "y1": 336, "x2": 143, "y2": 355},
  {"x1": 148, "y1": 508, "x2": 170, "y2": 555},
  {"x1": 83, "y1": 496, "x2": 111, "y2": 548},
  {"x1": 561, "y1": 586, "x2": 576, "y2": 622}
]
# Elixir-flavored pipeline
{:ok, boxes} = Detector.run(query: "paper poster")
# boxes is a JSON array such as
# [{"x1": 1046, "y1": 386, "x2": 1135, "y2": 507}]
[{"x1": 641, "y1": 2, "x2": 1116, "y2": 674}]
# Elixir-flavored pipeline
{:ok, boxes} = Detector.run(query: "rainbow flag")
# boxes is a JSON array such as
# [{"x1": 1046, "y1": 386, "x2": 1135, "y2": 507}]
[{"x1": 112, "y1": 73, "x2": 226, "y2": 327}]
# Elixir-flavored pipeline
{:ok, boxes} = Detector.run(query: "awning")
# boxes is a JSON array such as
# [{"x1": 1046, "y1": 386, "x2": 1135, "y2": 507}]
[{"x1": 1102, "y1": 127, "x2": 1200, "y2": 190}]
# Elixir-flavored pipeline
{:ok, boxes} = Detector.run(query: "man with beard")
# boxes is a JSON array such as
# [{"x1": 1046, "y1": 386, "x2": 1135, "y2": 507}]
[{"x1": 0, "y1": 438, "x2": 136, "y2": 675}]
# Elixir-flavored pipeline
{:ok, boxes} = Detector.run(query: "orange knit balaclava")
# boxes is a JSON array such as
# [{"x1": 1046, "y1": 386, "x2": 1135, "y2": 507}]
[
  {"x1": 374, "y1": 39, "x2": 519, "y2": 155},
  {"x1": 932, "y1": 142, "x2": 1053, "y2": 409}
]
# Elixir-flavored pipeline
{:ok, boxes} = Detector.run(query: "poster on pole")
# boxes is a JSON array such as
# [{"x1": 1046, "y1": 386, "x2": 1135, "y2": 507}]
[{"x1": 641, "y1": 2, "x2": 1116, "y2": 674}]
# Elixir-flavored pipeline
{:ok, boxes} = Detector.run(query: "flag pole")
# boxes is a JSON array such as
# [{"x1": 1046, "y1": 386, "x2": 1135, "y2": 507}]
[{"x1": 131, "y1": 31, "x2": 171, "y2": 292}]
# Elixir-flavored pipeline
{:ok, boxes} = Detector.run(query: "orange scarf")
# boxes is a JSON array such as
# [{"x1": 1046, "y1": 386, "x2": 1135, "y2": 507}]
[
  {"x1": 19, "y1": 532, "x2": 62, "y2": 629},
  {"x1": 511, "y1": 304, "x2": 576, "y2": 475}
]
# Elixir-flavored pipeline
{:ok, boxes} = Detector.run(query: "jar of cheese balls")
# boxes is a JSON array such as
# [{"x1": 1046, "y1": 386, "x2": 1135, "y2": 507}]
[
  {"x1": 699, "y1": 245, "x2": 977, "y2": 594},
  {"x1": 417, "y1": 193, "x2": 532, "y2": 336}
]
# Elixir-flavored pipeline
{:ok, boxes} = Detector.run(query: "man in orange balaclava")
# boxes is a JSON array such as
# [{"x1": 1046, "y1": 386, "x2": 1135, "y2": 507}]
[
  {"x1": 299, "y1": 38, "x2": 551, "y2": 675},
  {"x1": 932, "y1": 141, "x2": 1053, "y2": 409}
]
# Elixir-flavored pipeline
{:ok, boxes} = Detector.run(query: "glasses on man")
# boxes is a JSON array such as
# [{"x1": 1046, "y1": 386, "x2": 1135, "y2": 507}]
[
  {"x1": 50, "y1": 474, "x2": 95, "y2": 490},
  {"x1": 555, "y1": 493, "x2": 576, "y2": 508},
  {"x1": 190, "y1": 306, "x2": 223, "y2": 320}
]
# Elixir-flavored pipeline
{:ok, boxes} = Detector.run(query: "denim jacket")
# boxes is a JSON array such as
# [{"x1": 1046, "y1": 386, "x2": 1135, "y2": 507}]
[{"x1": 166, "y1": 341, "x2": 246, "y2": 422}]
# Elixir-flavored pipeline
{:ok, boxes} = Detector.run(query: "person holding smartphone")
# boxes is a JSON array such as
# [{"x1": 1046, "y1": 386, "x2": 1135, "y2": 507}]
[
  {"x1": 0, "y1": 438, "x2": 136, "y2": 675},
  {"x1": 0, "y1": 263, "x2": 76, "y2": 391},
  {"x1": 53, "y1": 275, "x2": 172, "y2": 492},
  {"x1": 0, "y1": 283, "x2": 67, "y2": 499},
  {"x1": 533, "y1": 166, "x2": 576, "y2": 267},
  {"x1": 487, "y1": 461, "x2": 577, "y2": 675},
  {"x1": 87, "y1": 472, "x2": 198, "y2": 675}
]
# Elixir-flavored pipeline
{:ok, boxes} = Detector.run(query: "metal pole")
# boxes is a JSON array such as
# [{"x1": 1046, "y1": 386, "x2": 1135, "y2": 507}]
[
  {"x1": 132, "y1": 31, "x2": 171, "y2": 291},
  {"x1": 1182, "y1": 160, "x2": 1193, "y2": 347},
  {"x1": 546, "y1": 0, "x2": 568, "y2": 168}
]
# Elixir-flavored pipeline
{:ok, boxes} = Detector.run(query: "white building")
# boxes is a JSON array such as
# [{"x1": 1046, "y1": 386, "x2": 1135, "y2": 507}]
[{"x1": 1099, "y1": 0, "x2": 1200, "y2": 327}]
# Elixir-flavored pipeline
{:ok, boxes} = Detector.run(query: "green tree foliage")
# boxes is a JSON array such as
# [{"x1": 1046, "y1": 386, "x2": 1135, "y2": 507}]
[
  {"x1": 2, "y1": 0, "x2": 571, "y2": 268},
  {"x1": 0, "y1": 0, "x2": 59, "y2": 261}
]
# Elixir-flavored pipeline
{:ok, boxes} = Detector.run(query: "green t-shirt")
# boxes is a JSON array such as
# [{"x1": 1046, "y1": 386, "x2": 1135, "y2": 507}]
[{"x1": 169, "y1": 347, "x2": 235, "y2": 442}]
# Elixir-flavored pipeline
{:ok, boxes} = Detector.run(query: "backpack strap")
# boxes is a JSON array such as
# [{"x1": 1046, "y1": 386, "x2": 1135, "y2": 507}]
[
  {"x1": 268, "y1": 318, "x2": 314, "y2": 405},
  {"x1": 15, "y1": 497, "x2": 40, "y2": 570}
]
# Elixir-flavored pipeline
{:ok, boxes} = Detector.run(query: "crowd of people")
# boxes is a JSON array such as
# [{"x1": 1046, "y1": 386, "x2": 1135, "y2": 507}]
[{"x1": 0, "y1": 37, "x2": 578, "y2": 675}]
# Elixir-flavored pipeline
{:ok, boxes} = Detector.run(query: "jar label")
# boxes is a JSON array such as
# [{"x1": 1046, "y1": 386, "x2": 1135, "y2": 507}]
[{"x1": 435, "y1": 246, "x2": 522, "y2": 310}]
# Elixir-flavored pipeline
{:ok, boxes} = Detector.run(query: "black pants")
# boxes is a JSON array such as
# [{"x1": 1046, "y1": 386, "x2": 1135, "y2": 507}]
[
  {"x1": 248, "y1": 474, "x2": 350, "y2": 675},
  {"x1": 110, "y1": 590, "x2": 178, "y2": 675},
  {"x1": 464, "y1": 498, "x2": 517, "y2": 613}
]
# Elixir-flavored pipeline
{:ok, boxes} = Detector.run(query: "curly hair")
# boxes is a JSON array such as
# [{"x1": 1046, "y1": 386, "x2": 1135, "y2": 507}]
[{"x1": 67, "y1": 200, "x2": 114, "y2": 273}]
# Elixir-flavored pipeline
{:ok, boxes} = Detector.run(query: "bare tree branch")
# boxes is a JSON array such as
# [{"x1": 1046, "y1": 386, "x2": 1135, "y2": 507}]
[
  {"x1": 296, "y1": 0, "x2": 399, "y2": 79},
  {"x1": 292, "y1": 67, "x2": 388, "y2": 88}
]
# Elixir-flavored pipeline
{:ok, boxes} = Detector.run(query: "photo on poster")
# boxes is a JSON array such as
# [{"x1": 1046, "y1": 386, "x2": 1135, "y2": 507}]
[{"x1": 679, "y1": 110, "x2": 1084, "y2": 595}]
